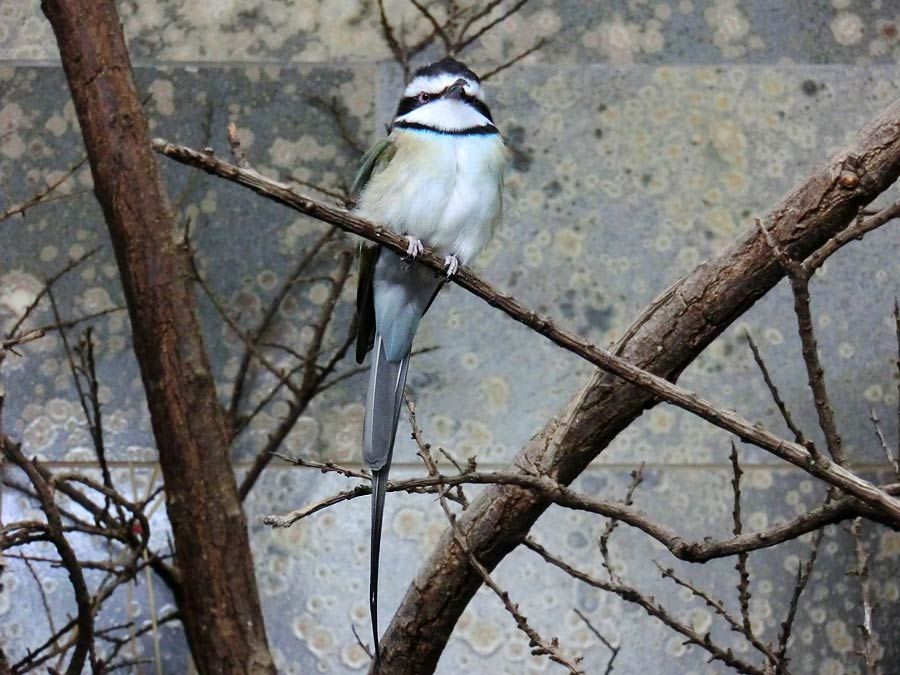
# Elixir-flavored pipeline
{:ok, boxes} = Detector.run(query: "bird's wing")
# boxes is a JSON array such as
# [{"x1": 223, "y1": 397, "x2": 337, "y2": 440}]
[
  {"x1": 353, "y1": 138, "x2": 395, "y2": 364},
  {"x1": 351, "y1": 137, "x2": 394, "y2": 200}
]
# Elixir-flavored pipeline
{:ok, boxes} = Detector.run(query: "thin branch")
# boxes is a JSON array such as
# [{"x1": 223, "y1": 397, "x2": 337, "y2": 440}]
[
  {"x1": 572, "y1": 608, "x2": 619, "y2": 675},
  {"x1": 351, "y1": 623, "x2": 374, "y2": 661},
  {"x1": 227, "y1": 226, "x2": 336, "y2": 424},
  {"x1": 407, "y1": 400, "x2": 584, "y2": 674},
  {"x1": 480, "y1": 38, "x2": 548, "y2": 81},
  {"x1": 895, "y1": 299, "x2": 900, "y2": 472},
  {"x1": 3, "y1": 247, "x2": 101, "y2": 340},
  {"x1": 598, "y1": 463, "x2": 643, "y2": 583},
  {"x1": 409, "y1": 0, "x2": 452, "y2": 52},
  {"x1": 730, "y1": 443, "x2": 753, "y2": 636},
  {"x1": 237, "y1": 252, "x2": 354, "y2": 499},
  {"x1": 804, "y1": 200, "x2": 900, "y2": 271},
  {"x1": 758, "y1": 219, "x2": 847, "y2": 467},
  {"x1": 226, "y1": 122, "x2": 250, "y2": 169},
  {"x1": 775, "y1": 529, "x2": 823, "y2": 671},
  {"x1": 869, "y1": 407, "x2": 899, "y2": 479},
  {"x1": 524, "y1": 539, "x2": 764, "y2": 675},
  {"x1": 306, "y1": 95, "x2": 365, "y2": 156},
  {"x1": 745, "y1": 331, "x2": 810, "y2": 448},
  {"x1": 191, "y1": 255, "x2": 306, "y2": 401},
  {"x1": 377, "y1": 0, "x2": 409, "y2": 77},
  {"x1": 152, "y1": 138, "x2": 900, "y2": 524},
  {"x1": 0, "y1": 156, "x2": 87, "y2": 222},
  {"x1": 455, "y1": 0, "x2": 529, "y2": 52},
  {"x1": 655, "y1": 562, "x2": 776, "y2": 665},
  {"x1": 267, "y1": 453, "x2": 900, "y2": 562},
  {"x1": 1, "y1": 439, "x2": 96, "y2": 674},
  {"x1": 850, "y1": 519, "x2": 879, "y2": 675}
]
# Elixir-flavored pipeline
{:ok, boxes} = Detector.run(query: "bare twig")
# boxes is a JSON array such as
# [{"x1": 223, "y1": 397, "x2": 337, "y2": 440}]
[
  {"x1": 409, "y1": 0, "x2": 452, "y2": 52},
  {"x1": 227, "y1": 122, "x2": 250, "y2": 168},
  {"x1": 480, "y1": 38, "x2": 548, "y2": 81},
  {"x1": 850, "y1": 519, "x2": 879, "y2": 675},
  {"x1": 805, "y1": 200, "x2": 900, "y2": 271},
  {"x1": 730, "y1": 443, "x2": 753, "y2": 636},
  {"x1": 655, "y1": 562, "x2": 776, "y2": 665},
  {"x1": 351, "y1": 623, "x2": 374, "y2": 661},
  {"x1": 306, "y1": 95, "x2": 365, "y2": 156},
  {"x1": 3, "y1": 246, "x2": 101, "y2": 340},
  {"x1": 407, "y1": 400, "x2": 584, "y2": 674},
  {"x1": 869, "y1": 408, "x2": 899, "y2": 479},
  {"x1": 2, "y1": 439, "x2": 96, "y2": 674},
  {"x1": 895, "y1": 300, "x2": 900, "y2": 472},
  {"x1": 227, "y1": 226, "x2": 337, "y2": 424},
  {"x1": 572, "y1": 608, "x2": 619, "y2": 675},
  {"x1": 237, "y1": 252, "x2": 354, "y2": 499},
  {"x1": 599, "y1": 463, "x2": 643, "y2": 583},
  {"x1": 0, "y1": 156, "x2": 87, "y2": 222},
  {"x1": 454, "y1": 0, "x2": 531, "y2": 52},
  {"x1": 745, "y1": 331, "x2": 810, "y2": 448},
  {"x1": 775, "y1": 529, "x2": 823, "y2": 671},
  {"x1": 758, "y1": 219, "x2": 847, "y2": 467},
  {"x1": 525, "y1": 539, "x2": 764, "y2": 675}
]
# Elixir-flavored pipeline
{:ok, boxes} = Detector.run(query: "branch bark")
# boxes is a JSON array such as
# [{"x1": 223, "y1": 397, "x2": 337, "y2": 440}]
[{"x1": 39, "y1": 2, "x2": 275, "y2": 672}]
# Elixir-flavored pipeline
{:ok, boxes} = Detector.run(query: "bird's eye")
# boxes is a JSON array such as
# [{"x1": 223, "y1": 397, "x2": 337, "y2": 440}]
[{"x1": 417, "y1": 92, "x2": 431, "y2": 104}]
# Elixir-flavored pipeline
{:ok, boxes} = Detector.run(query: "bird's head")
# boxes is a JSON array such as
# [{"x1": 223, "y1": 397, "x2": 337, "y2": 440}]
[{"x1": 392, "y1": 57, "x2": 495, "y2": 134}]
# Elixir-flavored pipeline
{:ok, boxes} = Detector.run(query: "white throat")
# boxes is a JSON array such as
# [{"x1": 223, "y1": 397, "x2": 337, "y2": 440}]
[{"x1": 395, "y1": 98, "x2": 492, "y2": 132}]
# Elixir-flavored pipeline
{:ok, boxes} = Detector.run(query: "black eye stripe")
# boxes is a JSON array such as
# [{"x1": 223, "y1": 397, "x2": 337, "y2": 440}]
[
  {"x1": 462, "y1": 94, "x2": 494, "y2": 123},
  {"x1": 395, "y1": 96, "x2": 420, "y2": 118},
  {"x1": 393, "y1": 90, "x2": 495, "y2": 124}
]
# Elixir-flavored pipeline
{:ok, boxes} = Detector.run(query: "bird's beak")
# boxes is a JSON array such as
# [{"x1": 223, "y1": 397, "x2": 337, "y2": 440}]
[{"x1": 443, "y1": 78, "x2": 468, "y2": 100}]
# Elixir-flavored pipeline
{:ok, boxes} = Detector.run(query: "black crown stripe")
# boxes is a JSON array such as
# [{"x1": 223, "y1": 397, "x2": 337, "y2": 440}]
[{"x1": 412, "y1": 57, "x2": 481, "y2": 83}]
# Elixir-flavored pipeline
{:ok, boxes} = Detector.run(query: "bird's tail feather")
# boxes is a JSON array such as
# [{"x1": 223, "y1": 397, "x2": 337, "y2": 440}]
[{"x1": 363, "y1": 336, "x2": 410, "y2": 662}]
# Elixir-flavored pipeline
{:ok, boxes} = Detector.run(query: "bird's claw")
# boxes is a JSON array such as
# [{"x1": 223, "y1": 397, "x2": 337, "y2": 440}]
[
  {"x1": 405, "y1": 236, "x2": 424, "y2": 258},
  {"x1": 444, "y1": 254, "x2": 459, "y2": 278}
]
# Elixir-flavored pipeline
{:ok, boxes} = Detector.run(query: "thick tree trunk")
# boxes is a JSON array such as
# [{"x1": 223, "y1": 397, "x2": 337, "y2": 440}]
[
  {"x1": 376, "y1": 101, "x2": 900, "y2": 673},
  {"x1": 40, "y1": 2, "x2": 276, "y2": 673}
]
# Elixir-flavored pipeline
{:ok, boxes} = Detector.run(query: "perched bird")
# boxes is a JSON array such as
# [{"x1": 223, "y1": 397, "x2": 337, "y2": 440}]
[{"x1": 352, "y1": 56, "x2": 507, "y2": 659}]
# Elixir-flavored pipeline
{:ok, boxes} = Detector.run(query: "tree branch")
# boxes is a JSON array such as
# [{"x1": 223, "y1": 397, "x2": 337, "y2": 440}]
[
  {"x1": 152, "y1": 137, "x2": 900, "y2": 521},
  {"x1": 40, "y1": 1, "x2": 275, "y2": 672}
]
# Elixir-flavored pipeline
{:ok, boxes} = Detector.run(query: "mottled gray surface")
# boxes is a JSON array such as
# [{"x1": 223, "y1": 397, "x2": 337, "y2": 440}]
[
  {"x1": 3, "y1": 1, "x2": 900, "y2": 65},
  {"x1": 2, "y1": 1, "x2": 900, "y2": 674}
]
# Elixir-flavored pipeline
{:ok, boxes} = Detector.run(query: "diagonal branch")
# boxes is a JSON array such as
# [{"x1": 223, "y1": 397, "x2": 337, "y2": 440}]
[
  {"x1": 154, "y1": 94, "x2": 900, "y2": 673},
  {"x1": 152, "y1": 138, "x2": 900, "y2": 522}
]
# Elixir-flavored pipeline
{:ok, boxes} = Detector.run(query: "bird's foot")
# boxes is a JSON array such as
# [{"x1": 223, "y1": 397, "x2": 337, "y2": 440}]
[
  {"x1": 444, "y1": 254, "x2": 460, "y2": 278},
  {"x1": 405, "y1": 236, "x2": 425, "y2": 259}
]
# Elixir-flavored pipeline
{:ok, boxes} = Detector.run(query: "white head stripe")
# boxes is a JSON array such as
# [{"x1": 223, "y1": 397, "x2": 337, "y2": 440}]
[{"x1": 404, "y1": 74, "x2": 483, "y2": 101}]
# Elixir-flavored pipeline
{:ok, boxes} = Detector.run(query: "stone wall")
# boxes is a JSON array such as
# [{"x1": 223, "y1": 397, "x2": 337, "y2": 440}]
[{"x1": 2, "y1": 2, "x2": 899, "y2": 673}]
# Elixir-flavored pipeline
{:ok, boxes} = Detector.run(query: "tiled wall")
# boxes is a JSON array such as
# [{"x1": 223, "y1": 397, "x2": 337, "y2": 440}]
[{"x1": 2, "y1": 2, "x2": 900, "y2": 673}]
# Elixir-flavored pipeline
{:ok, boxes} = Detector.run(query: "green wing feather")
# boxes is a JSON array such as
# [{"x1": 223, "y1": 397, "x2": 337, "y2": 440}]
[
  {"x1": 351, "y1": 137, "x2": 394, "y2": 201},
  {"x1": 353, "y1": 138, "x2": 394, "y2": 363}
]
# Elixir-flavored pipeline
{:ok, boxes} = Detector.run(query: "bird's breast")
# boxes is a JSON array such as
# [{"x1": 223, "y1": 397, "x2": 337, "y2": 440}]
[{"x1": 357, "y1": 129, "x2": 506, "y2": 264}]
